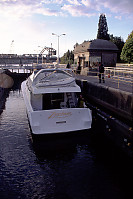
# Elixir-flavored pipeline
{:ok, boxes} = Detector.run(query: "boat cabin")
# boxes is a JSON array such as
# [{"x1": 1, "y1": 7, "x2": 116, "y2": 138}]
[
  {"x1": 29, "y1": 69, "x2": 81, "y2": 111},
  {"x1": 31, "y1": 92, "x2": 78, "y2": 111}
]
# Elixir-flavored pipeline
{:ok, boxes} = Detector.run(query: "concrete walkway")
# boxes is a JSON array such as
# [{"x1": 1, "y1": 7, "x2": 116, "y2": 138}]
[{"x1": 75, "y1": 74, "x2": 133, "y2": 94}]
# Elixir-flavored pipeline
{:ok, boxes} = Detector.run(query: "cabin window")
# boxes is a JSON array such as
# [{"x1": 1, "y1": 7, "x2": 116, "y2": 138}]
[
  {"x1": 51, "y1": 93, "x2": 64, "y2": 109},
  {"x1": 43, "y1": 93, "x2": 64, "y2": 110},
  {"x1": 43, "y1": 94, "x2": 52, "y2": 110}
]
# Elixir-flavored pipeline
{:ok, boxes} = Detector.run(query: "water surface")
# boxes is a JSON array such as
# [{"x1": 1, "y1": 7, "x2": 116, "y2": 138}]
[{"x1": 0, "y1": 87, "x2": 133, "y2": 199}]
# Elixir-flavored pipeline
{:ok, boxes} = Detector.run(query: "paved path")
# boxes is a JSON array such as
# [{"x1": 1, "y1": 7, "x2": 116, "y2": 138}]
[{"x1": 76, "y1": 74, "x2": 133, "y2": 94}]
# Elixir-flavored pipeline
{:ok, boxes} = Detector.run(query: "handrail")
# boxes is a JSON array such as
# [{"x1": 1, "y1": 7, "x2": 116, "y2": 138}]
[
  {"x1": 104, "y1": 67, "x2": 133, "y2": 89},
  {"x1": 73, "y1": 66, "x2": 133, "y2": 89}
]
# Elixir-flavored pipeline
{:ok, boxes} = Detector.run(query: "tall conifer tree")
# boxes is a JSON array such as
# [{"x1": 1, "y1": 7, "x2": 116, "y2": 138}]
[{"x1": 97, "y1": 14, "x2": 110, "y2": 40}]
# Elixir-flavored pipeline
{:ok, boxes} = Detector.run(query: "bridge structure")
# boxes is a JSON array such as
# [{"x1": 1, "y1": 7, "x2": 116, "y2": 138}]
[{"x1": 0, "y1": 46, "x2": 57, "y2": 65}]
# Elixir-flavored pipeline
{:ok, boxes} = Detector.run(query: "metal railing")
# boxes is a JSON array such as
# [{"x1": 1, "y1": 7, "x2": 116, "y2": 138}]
[
  {"x1": 73, "y1": 65, "x2": 133, "y2": 90},
  {"x1": 104, "y1": 66, "x2": 133, "y2": 89},
  {"x1": 0, "y1": 63, "x2": 49, "y2": 74}
]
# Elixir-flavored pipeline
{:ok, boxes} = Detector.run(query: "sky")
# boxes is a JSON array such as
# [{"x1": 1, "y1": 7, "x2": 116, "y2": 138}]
[{"x1": 0, "y1": 0, "x2": 132, "y2": 56}]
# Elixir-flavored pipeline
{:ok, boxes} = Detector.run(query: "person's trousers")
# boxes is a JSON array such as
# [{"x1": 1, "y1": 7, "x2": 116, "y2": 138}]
[{"x1": 99, "y1": 73, "x2": 105, "y2": 83}]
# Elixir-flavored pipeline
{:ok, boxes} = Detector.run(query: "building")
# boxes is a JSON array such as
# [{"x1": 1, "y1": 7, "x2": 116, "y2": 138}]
[{"x1": 73, "y1": 39, "x2": 118, "y2": 68}]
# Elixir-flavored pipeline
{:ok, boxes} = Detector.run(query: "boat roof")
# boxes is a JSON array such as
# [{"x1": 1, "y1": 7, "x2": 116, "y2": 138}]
[{"x1": 28, "y1": 68, "x2": 81, "y2": 94}]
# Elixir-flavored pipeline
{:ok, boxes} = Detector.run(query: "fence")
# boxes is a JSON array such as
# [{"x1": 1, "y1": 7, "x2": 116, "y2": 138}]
[
  {"x1": 104, "y1": 66, "x2": 133, "y2": 89},
  {"x1": 74, "y1": 65, "x2": 133, "y2": 89}
]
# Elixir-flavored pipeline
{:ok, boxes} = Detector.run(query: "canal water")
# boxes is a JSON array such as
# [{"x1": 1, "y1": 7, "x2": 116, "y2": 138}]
[{"x1": 0, "y1": 83, "x2": 133, "y2": 199}]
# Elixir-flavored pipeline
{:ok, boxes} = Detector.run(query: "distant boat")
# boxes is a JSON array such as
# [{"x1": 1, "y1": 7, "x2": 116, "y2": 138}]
[{"x1": 21, "y1": 68, "x2": 92, "y2": 135}]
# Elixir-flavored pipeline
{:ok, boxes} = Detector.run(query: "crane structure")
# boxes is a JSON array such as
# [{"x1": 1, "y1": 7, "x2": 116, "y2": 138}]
[{"x1": 39, "y1": 46, "x2": 56, "y2": 57}]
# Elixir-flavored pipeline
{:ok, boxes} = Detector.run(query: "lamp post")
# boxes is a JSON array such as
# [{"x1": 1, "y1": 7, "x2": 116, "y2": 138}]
[
  {"x1": 34, "y1": 46, "x2": 41, "y2": 64},
  {"x1": 52, "y1": 33, "x2": 66, "y2": 64}
]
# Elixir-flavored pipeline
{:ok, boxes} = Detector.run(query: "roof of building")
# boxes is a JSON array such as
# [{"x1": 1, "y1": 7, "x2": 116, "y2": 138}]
[{"x1": 73, "y1": 39, "x2": 118, "y2": 53}]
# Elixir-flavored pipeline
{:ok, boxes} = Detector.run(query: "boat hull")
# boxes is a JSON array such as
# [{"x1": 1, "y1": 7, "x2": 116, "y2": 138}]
[{"x1": 21, "y1": 80, "x2": 92, "y2": 135}]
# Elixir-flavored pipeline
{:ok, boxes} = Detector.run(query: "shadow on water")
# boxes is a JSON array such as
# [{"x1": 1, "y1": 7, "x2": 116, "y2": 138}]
[
  {"x1": 0, "y1": 88, "x2": 10, "y2": 115},
  {"x1": 31, "y1": 131, "x2": 93, "y2": 161},
  {"x1": 30, "y1": 129, "x2": 133, "y2": 199}
]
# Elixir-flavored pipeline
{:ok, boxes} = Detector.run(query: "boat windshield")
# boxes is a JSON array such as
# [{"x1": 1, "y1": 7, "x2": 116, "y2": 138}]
[{"x1": 33, "y1": 69, "x2": 73, "y2": 85}]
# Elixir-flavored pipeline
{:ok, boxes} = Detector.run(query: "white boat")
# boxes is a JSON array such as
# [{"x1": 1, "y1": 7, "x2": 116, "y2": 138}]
[{"x1": 21, "y1": 68, "x2": 92, "y2": 135}]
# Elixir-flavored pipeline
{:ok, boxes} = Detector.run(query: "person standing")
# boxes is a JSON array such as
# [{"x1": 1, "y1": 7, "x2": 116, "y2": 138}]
[
  {"x1": 99, "y1": 63, "x2": 105, "y2": 83},
  {"x1": 77, "y1": 62, "x2": 81, "y2": 74},
  {"x1": 67, "y1": 62, "x2": 70, "y2": 68}
]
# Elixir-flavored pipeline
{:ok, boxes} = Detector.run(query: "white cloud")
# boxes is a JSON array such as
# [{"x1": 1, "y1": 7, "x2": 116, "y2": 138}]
[
  {"x1": 44, "y1": 0, "x2": 63, "y2": 4},
  {"x1": 0, "y1": 0, "x2": 61, "y2": 20},
  {"x1": 0, "y1": 0, "x2": 132, "y2": 19},
  {"x1": 81, "y1": 0, "x2": 91, "y2": 7},
  {"x1": 67, "y1": 0, "x2": 81, "y2": 5},
  {"x1": 65, "y1": 0, "x2": 133, "y2": 17},
  {"x1": 98, "y1": 0, "x2": 133, "y2": 15},
  {"x1": 115, "y1": 15, "x2": 122, "y2": 20},
  {"x1": 62, "y1": 4, "x2": 97, "y2": 17},
  {"x1": 0, "y1": 4, "x2": 32, "y2": 20}
]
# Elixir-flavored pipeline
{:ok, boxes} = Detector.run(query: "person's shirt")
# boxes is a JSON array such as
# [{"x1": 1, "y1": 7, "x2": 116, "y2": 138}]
[
  {"x1": 79, "y1": 99, "x2": 84, "y2": 108},
  {"x1": 99, "y1": 64, "x2": 104, "y2": 73}
]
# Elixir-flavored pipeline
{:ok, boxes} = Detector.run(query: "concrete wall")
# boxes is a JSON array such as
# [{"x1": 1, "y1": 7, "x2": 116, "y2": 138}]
[{"x1": 77, "y1": 80, "x2": 133, "y2": 123}]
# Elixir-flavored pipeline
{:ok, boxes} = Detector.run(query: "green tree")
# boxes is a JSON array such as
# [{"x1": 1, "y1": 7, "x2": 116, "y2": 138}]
[
  {"x1": 127, "y1": 31, "x2": 133, "y2": 40},
  {"x1": 121, "y1": 31, "x2": 133, "y2": 63},
  {"x1": 97, "y1": 14, "x2": 110, "y2": 40},
  {"x1": 60, "y1": 50, "x2": 74, "y2": 64},
  {"x1": 109, "y1": 34, "x2": 125, "y2": 62}
]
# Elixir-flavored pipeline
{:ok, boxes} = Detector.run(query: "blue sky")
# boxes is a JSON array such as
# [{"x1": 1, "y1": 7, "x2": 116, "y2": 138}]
[{"x1": 0, "y1": 0, "x2": 132, "y2": 56}]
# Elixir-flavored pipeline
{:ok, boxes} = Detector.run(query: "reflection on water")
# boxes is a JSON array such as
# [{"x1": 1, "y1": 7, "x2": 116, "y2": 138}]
[
  {"x1": 0, "y1": 84, "x2": 133, "y2": 199},
  {"x1": 0, "y1": 88, "x2": 9, "y2": 115}
]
